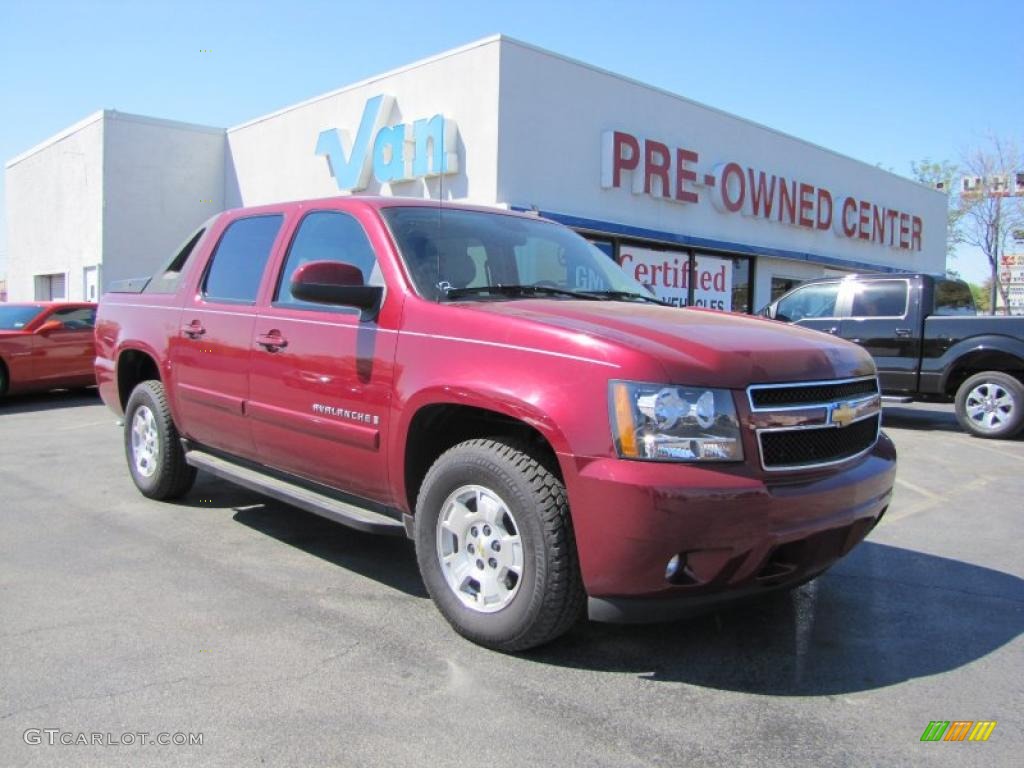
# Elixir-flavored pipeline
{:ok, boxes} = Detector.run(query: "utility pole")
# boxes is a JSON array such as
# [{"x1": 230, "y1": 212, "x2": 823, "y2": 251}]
[{"x1": 991, "y1": 195, "x2": 1001, "y2": 315}]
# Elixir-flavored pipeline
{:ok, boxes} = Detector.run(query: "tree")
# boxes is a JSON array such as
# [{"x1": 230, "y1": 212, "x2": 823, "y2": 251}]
[
  {"x1": 970, "y1": 280, "x2": 992, "y2": 312},
  {"x1": 911, "y1": 158, "x2": 965, "y2": 268},
  {"x1": 958, "y1": 135, "x2": 1024, "y2": 314}
]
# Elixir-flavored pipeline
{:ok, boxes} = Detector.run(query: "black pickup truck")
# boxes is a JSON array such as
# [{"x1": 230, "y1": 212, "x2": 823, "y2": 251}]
[{"x1": 762, "y1": 273, "x2": 1024, "y2": 439}]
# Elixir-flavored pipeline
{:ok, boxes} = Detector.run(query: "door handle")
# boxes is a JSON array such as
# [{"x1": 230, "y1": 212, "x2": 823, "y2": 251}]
[
  {"x1": 894, "y1": 328, "x2": 913, "y2": 337},
  {"x1": 256, "y1": 331, "x2": 288, "y2": 352},
  {"x1": 826, "y1": 327, "x2": 839, "y2": 335},
  {"x1": 182, "y1": 320, "x2": 206, "y2": 339}
]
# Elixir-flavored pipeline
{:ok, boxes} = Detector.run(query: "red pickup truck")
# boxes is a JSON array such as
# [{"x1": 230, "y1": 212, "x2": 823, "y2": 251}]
[{"x1": 95, "y1": 197, "x2": 896, "y2": 650}]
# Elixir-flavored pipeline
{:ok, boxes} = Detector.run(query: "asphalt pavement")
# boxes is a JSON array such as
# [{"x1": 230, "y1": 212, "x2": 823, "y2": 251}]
[{"x1": 1, "y1": 391, "x2": 1021, "y2": 767}]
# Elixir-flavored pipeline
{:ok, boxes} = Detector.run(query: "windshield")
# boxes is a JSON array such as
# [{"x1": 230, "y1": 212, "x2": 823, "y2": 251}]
[
  {"x1": 381, "y1": 207, "x2": 652, "y2": 302},
  {"x1": 0, "y1": 305, "x2": 44, "y2": 330}
]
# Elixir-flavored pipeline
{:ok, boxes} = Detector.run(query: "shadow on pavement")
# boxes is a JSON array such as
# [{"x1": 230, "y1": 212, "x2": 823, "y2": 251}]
[
  {"x1": 0, "y1": 388, "x2": 100, "y2": 415},
  {"x1": 174, "y1": 473, "x2": 1022, "y2": 696},
  {"x1": 178, "y1": 474, "x2": 427, "y2": 599},
  {"x1": 532, "y1": 541, "x2": 1024, "y2": 694},
  {"x1": 881, "y1": 404, "x2": 962, "y2": 433}
]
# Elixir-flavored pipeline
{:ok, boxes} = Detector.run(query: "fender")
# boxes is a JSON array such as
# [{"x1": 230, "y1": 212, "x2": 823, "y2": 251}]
[
  {"x1": 112, "y1": 340, "x2": 181, "y2": 424},
  {"x1": 390, "y1": 384, "x2": 576, "y2": 513},
  {"x1": 937, "y1": 334, "x2": 1024, "y2": 392}
]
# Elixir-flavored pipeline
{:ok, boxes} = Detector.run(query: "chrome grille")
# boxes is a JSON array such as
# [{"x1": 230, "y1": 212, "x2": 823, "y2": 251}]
[
  {"x1": 747, "y1": 376, "x2": 882, "y2": 471},
  {"x1": 749, "y1": 378, "x2": 879, "y2": 408}
]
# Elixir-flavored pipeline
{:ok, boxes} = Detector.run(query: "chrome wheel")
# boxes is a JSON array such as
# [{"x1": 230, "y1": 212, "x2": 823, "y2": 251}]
[
  {"x1": 435, "y1": 484, "x2": 524, "y2": 613},
  {"x1": 965, "y1": 382, "x2": 1016, "y2": 431},
  {"x1": 131, "y1": 405, "x2": 159, "y2": 478}
]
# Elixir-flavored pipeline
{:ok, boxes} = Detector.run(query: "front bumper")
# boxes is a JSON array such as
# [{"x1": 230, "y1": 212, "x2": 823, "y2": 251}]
[{"x1": 562, "y1": 432, "x2": 896, "y2": 623}]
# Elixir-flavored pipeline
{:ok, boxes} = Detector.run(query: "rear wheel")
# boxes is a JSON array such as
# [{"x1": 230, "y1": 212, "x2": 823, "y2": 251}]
[
  {"x1": 123, "y1": 380, "x2": 197, "y2": 499},
  {"x1": 414, "y1": 439, "x2": 585, "y2": 652},
  {"x1": 954, "y1": 371, "x2": 1024, "y2": 439}
]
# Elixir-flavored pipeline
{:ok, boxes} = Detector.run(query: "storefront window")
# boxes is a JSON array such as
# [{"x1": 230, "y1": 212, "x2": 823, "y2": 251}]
[
  {"x1": 618, "y1": 244, "x2": 693, "y2": 307},
  {"x1": 771, "y1": 276, "x2": 802, "y2": 302},
  {"x1": 691, "y1": 252, "x2": 752, "y2": 313},
  {"x1": 580, "y1": 233, "x2": 754, "y2": 313},
  {"x1": 730, "y1": 256, "x2": 751, "y2": 314}
]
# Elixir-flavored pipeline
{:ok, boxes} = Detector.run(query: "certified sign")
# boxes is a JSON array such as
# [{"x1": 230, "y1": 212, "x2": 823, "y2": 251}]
[{"x1": 618, "y1": 245, "x2": 733, "y2": 310}]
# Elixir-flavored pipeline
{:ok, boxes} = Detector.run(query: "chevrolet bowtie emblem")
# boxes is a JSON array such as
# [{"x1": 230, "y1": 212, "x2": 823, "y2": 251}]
[{"x1": 831, "y1": 402, "x2": 857, "y2": 428}]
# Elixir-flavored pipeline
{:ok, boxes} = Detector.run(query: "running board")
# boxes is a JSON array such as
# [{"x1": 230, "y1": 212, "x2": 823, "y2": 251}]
[
  {"x1": 881, "y1": 395, "x2": 914, "y2": 404},
  {"x1": 185, "y1": 450, "x2": 405, "y2": 536}
]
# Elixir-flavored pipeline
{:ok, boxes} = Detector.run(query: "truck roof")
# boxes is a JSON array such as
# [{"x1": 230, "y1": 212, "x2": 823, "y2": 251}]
[
  {"x1": 219, "y1": 195, "x2": 544, "y2": 221},
  {"x1": 798, "y1": 273, "x2": 955, "y2": 284}
]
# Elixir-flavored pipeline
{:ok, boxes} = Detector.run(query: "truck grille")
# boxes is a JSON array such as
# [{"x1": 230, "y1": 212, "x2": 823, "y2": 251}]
[
  {"x1": 760, "y1": 415, "x2": 881, "y2": 469},
  {"x1": 748, "y1": 376, "x2": 882, "y2": 471},
  {"x1": 749, "y1": 378, "x2": 879, "y2": 408}
]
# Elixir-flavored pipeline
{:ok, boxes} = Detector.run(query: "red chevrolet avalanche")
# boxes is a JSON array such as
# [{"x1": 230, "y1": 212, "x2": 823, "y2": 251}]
[
  {"x1": 0, "y1": 302, "x2": 97, "y2": 397},
  {"x1": 95, "y1": 197, "x2": 896, "y2": 650}
]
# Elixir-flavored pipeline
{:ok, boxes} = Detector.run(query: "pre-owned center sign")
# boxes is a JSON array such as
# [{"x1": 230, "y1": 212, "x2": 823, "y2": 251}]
[{"x1": 601, "y1": 131, "x2": 924, "y2": 252}]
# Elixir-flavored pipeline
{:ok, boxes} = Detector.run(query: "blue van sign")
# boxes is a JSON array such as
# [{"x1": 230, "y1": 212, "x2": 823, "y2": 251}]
[{"x1": 316, "y1": 95, "x2": 459, "y2": 191}]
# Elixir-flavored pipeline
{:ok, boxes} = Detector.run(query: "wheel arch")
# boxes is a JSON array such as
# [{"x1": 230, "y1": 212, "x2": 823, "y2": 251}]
[
  {"x1": 116, "y1": 345, "x2": 163, "y2": 411},
  {"x1": 398, "y1": 391, "x2": 572, "y2": 516},
  {"x1": 940, "y1": 339, "x2": 1024, "y2": 396}
]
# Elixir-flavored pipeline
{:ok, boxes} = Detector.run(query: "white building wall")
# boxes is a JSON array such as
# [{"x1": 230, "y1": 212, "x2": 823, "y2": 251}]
[
  {"x1": 101, "y1": 113, "x2": 225, "y2": 288},
  {"x1": 5, "y1": 113, "x2": 105, "y2": 301},
  {"x1": 494, "y1": 39, "x2": 948, "y2": 307},
  {"x1": 4, "y1": 36, "x2": 953, "y2": 312},
  {"x1": 225, "y1": 38, "x2": 502, "y2": 208}
]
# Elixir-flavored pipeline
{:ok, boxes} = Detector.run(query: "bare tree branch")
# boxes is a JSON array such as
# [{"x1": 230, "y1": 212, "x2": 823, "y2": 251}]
[{"x1": 958, "y1": 135, "x2": 1024, "y2": 314}]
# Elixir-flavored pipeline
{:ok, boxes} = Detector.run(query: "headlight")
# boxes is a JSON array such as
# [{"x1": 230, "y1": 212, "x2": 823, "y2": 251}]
[{"x1": 609, "y1": 381, "x2": 744, "y2": 462}]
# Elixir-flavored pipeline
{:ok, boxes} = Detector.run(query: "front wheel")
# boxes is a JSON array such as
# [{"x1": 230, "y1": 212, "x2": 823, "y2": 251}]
[
  {"x1": 954, "y1": 371, "x2": 1024, "y2": 439},
  {"x1": 414, "y1": 439, "x2": 585, "y2": 652},
  {"x1": 123, "y1": 380, "x2": 197, "y2": 499}
]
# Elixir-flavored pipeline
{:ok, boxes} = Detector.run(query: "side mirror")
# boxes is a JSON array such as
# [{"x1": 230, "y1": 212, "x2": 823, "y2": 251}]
[
  {"x1": 290, "y1": 261, "x2": 383, "y2": 315},
  {"x1": 36, "y1": 319, "x2": 65, "y2": 333},
  {"x1": 758, "y1": 303, "x2": 776, "y2": 319}
]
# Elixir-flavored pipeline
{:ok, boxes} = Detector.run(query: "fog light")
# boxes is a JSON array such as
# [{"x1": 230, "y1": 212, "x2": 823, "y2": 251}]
[{"x1": 665, "y1": 554, "x2": 682, "y2": 580}]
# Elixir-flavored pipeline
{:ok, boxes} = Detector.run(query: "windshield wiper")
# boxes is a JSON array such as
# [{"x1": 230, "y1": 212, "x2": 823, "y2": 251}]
[
  {"x1": 444, "y1": 284, "x2": 603, "y2": 301},
  {"x1": 580, "y1": 290, "x2": 668, "y2": 305}
]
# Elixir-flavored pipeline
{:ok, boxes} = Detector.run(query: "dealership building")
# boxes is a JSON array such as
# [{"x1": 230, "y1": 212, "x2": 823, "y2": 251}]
[{"x1": 4, "y1": 35, "x2": 946, "y2": 310}]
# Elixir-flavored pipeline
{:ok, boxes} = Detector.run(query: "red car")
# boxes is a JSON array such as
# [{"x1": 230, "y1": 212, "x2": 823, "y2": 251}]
[
  {"x1": 96, "y1": 198, "x2": 895, "y2": 651},
  {"x1": 0, "y1": 302, "x2": 98, "y2": 397}
]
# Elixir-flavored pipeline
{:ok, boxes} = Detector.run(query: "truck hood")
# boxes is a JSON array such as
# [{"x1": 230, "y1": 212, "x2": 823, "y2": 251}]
[{"x1": 461, "y1": 300, "x2": 876, "y2": 388}]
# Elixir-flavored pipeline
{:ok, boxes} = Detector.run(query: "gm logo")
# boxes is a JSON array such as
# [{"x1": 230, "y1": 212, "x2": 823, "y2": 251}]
[
  {"x1": 920, "y1": 720, "x2": 997, "y2": 742},
  {"x1": 316, "y1": 95, "x2": 459, "y2": 192}
]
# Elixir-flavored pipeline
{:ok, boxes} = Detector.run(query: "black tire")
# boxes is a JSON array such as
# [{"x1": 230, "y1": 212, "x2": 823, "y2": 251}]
[
  {"x1": 954, "y1": 371, "x2": 1024, "y2": 439},
  {"x1": 0, "y1": 362, "x2": 8, "y2": 397},
  {"x1": 123, "y1": 380, "x2": 197, "y2": 499},
  {"x1": 414, "y1": 439, "x2": 585, "y2": 652}
]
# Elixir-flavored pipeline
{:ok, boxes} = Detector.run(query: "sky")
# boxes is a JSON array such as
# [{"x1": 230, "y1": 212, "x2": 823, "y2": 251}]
[{"x1": 1, "y1": 0, "x2": 1022, "y2": 284}]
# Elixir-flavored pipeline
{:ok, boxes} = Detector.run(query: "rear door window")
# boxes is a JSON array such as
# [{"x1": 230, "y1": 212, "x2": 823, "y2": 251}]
[
  {"x1": 850, "y1": 280, "x2": 909, "y2": 318},
  {"x1": 203, "y1": 215, "x2": 284, "y2": 304}
]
